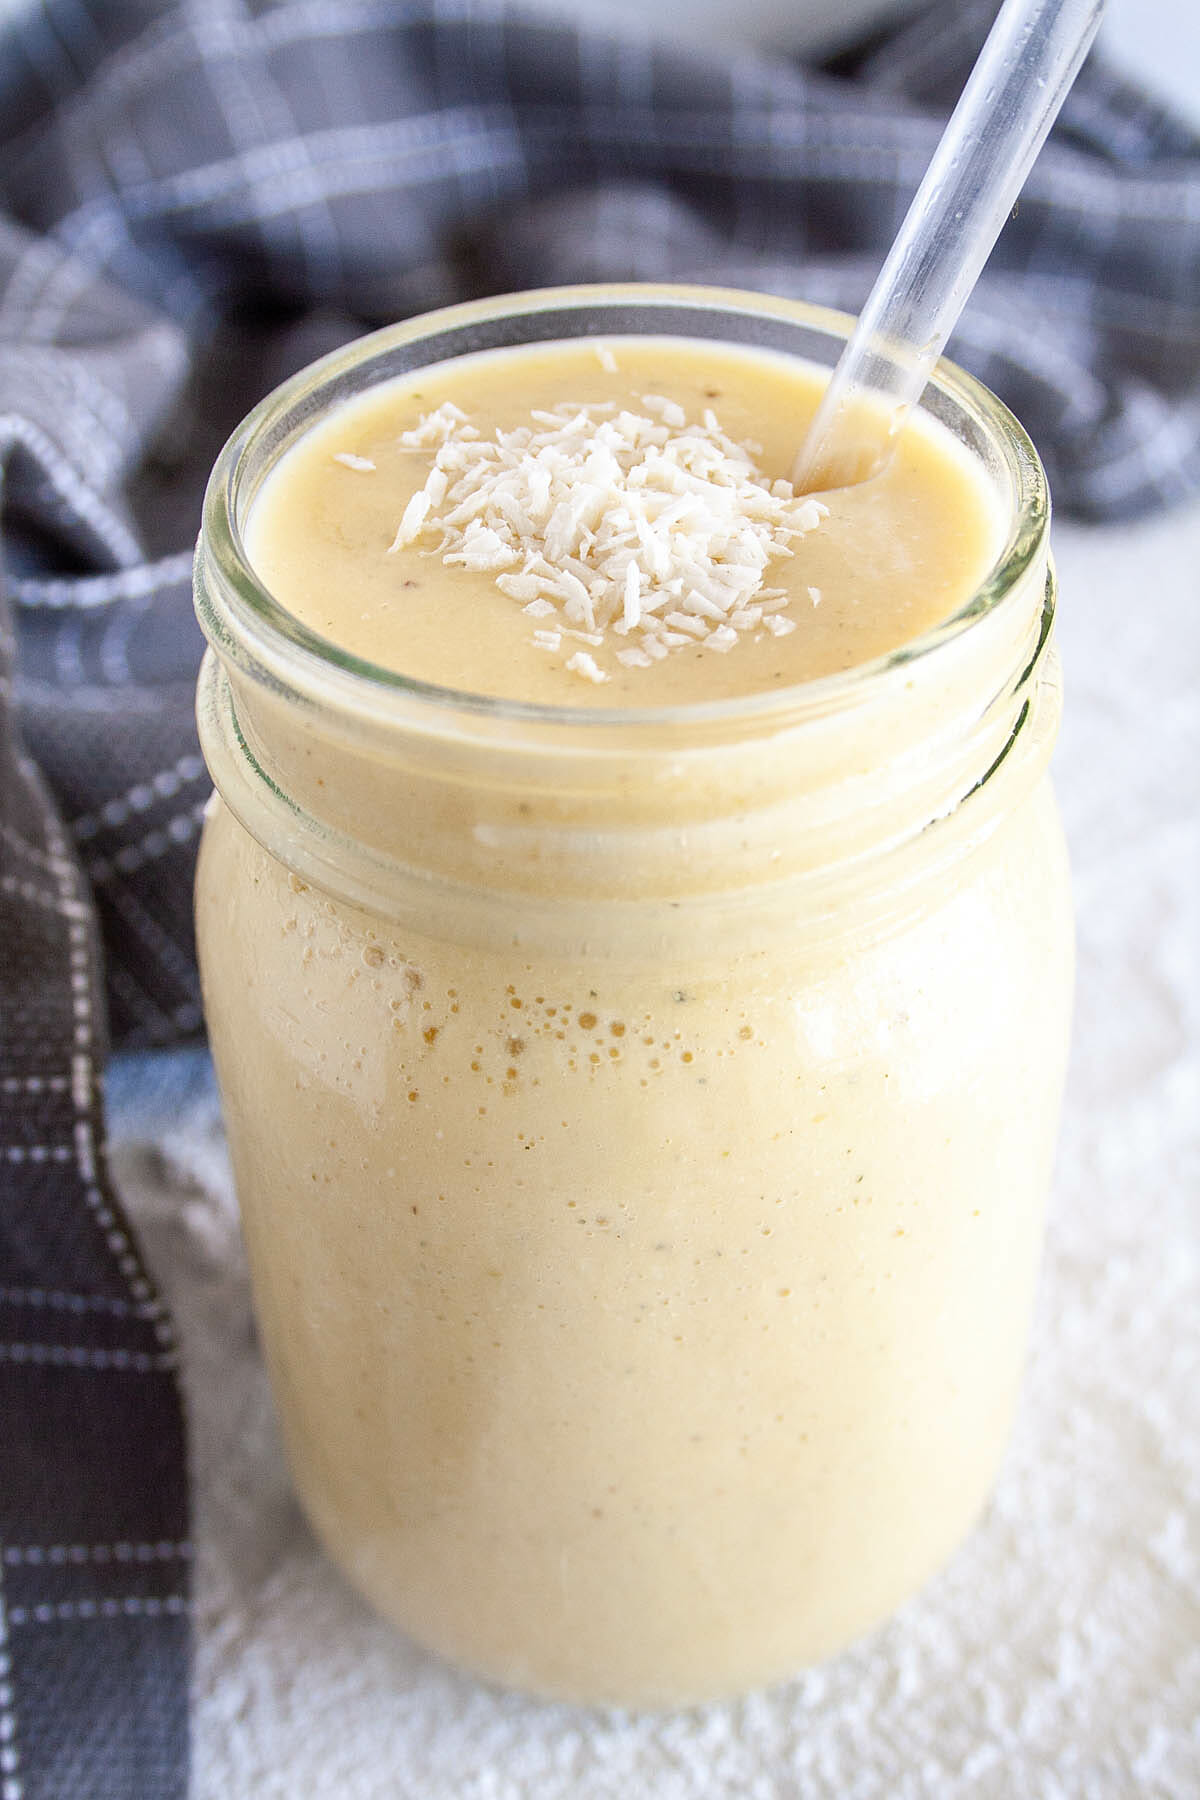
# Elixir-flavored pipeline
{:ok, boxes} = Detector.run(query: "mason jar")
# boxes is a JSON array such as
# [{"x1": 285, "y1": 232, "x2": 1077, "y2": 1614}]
[{"x1": 193, "y1": 285, "x2": 1072, "y2": 1707}]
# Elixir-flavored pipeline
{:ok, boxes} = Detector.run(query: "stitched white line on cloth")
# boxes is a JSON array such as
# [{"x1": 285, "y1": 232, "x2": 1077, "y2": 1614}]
[
  {"x1": 0, "y1": 875, "x2": 88, "y2": 918},
  {"x1": 0, "y1": 1555, "x2": 21, "y2": 1800},
  {"x1": 69, "y1": 1102, "x2": 156, "y2": 1306},
  {"x1": 2, "y1": 1543, "x2": 191, "y2": 1567},
  {"x1": 6, "y1": 1597, "x2": 188, "y2": 1626},
  {"x1": 27, "y1": 772, "x2": 162, "y2": 1308},
  {"x1": 0, "y1": 1344, "x2": 178, "y2": 1372},
  {"x1": 83, "y1": 799, "x2": 207, "y2": 883},
  {"x1": 6, "y1": 342, "x2": 137, "y2": 457},
  {"x1": 0, "y1": 1287, "x2": 162, "y2": 1320},
  {"x1": 11, "y1": 551, "x2": 194, "y2": 611},
  {"x1": 0, "y1": 414, "x2": 140, "y2": 568},
  {"x1": 0, "y1": 821, "x2": 71, "y2": 877},
  {"x1": 71, "y1": 752, "x2": 206, "y2": 841}
]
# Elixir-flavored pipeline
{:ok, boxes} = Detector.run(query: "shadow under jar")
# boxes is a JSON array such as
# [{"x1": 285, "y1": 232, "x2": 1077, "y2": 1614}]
[{"x1": 193, "y1": 284, "x2": 1073, "y2": 1708}]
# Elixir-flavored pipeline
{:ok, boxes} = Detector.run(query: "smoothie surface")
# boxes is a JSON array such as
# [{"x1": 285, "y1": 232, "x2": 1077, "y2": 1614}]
[{"x1": 245, "y1": 337, "x2": 1002, "y2": 707}]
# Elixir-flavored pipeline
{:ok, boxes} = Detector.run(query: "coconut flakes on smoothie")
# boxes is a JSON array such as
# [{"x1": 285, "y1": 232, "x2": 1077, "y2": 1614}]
[{"x1": 383, "y1": 397, "x2": 828, "y2": 683}]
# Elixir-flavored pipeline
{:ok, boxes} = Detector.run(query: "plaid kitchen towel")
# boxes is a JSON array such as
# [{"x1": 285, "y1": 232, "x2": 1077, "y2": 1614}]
[{"x1": 0, "y1": 1, "x2": 1197, "y2": 1792}]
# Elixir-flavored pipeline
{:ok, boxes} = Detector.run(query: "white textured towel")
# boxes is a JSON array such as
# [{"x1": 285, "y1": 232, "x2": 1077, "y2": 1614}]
[{"x1": 110, "y1": 499, "x2": 1200, "y2": 1799}]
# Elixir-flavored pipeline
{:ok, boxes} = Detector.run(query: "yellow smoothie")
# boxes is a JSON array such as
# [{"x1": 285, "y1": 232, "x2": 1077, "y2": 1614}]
[
  {"x1": 194, "y1": 290, "x2": 1072, "y2": 1706},
  {"x1": 242, "y1": 337, "x2": 1000, "y2": 706}
]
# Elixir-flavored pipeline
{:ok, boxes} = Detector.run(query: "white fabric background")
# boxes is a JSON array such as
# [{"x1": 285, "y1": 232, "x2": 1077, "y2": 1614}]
[{"x1": 109, "y1": 492, "x2": 1200, "y2": 1799}]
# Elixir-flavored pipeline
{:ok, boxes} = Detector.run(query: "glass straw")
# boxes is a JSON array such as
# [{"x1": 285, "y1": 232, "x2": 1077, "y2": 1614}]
[{"x1": 793, "y1": 0, "x2": 1105, "y2": 494}]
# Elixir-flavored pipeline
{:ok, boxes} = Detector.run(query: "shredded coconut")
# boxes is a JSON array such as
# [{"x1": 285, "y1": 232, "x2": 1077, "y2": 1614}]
[
  {"x1": 565, "y1": 650, "x2": 608, "y2": 684},
  {"x1": 332, "y1": 451, "x2": 376, "y2": 472},
  {"x1": 387, "y1": 395, "x2": 827, "y2": 681}
]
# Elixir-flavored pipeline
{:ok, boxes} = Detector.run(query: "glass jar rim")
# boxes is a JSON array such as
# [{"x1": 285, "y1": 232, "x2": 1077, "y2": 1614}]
[{"x1": 198, "y1": 282, "x2": 1049, "y2": 739}]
